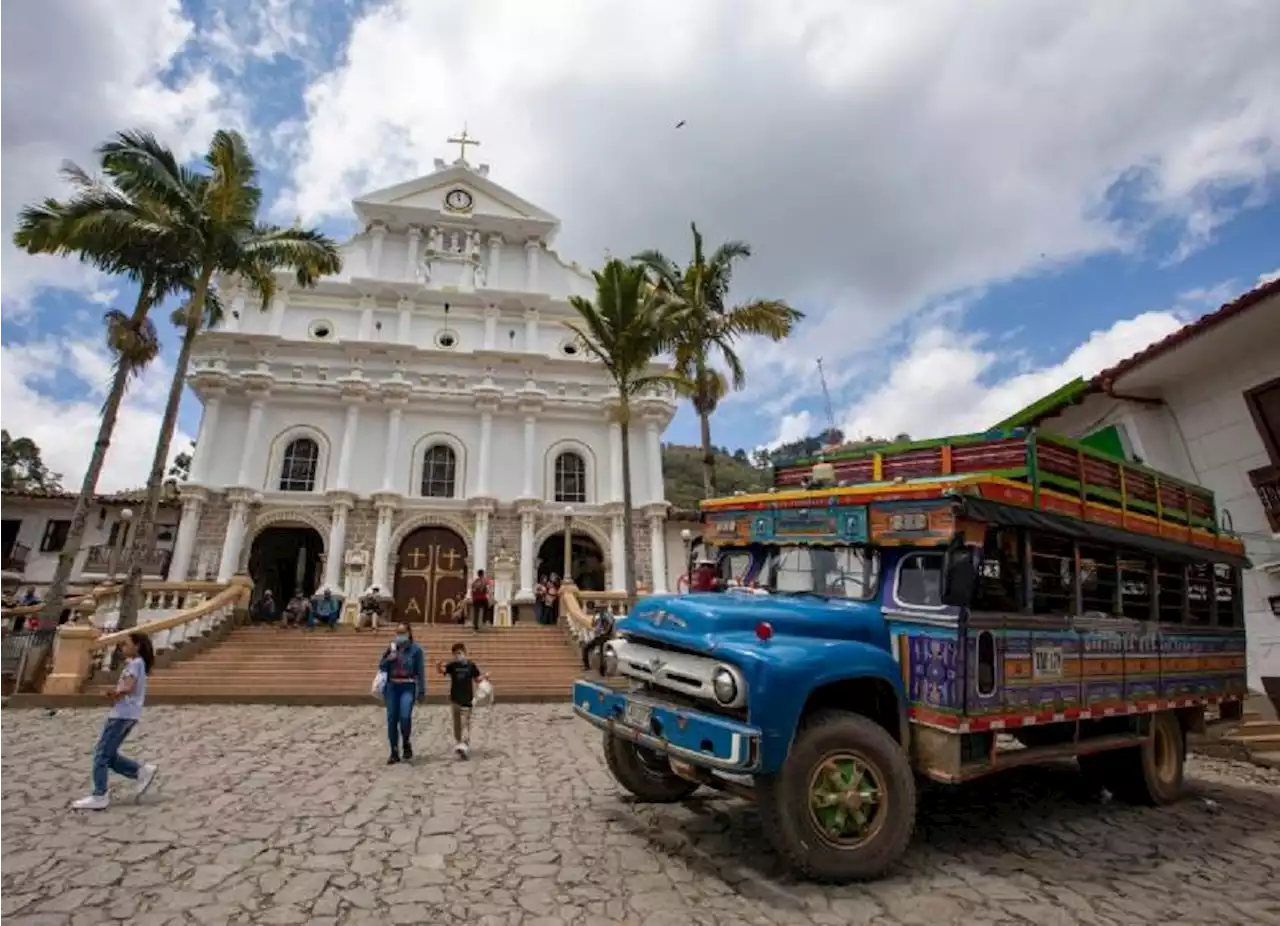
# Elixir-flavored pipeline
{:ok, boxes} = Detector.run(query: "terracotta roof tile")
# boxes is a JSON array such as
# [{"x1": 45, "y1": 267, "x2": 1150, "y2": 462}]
[{"x1": 1095, "y1": 276, "x2": 1280, "y2": 384}]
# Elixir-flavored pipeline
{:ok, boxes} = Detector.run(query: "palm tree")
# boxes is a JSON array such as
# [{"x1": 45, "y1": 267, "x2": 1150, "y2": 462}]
[
  {"x1": 566, "y1": 259, "x2": 682, "y2": 599},
  {"x1": 110, "y1": 129, "x2": 342, "y2": 629},
  {"x1": 635, "y1": 224, "x2": 802, "y2": 497},
  {"x1": 13, "y1": 147, "x2": 194, "y2": 630}
]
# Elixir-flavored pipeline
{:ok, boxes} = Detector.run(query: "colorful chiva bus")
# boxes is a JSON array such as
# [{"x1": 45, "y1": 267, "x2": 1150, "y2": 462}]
[{"x1": 700, "y1": 429, "x2": 1249, "y2": 783}]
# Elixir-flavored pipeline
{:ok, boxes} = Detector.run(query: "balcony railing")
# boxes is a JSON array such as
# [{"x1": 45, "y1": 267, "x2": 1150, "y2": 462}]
[
  {"x1": 2, "y1": 542, "x2": 30, "y2": 572},
  {"x1": 1249, "y1": 464, "x2": 1280, "y2": 533},
  {"x1": 83, "y1": 544, "x2": 172, "y2": 577}
]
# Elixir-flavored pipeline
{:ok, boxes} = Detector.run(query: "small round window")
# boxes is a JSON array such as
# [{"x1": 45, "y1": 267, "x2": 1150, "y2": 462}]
[
  {"x1": 559, "y1": 338, "x2": 581, "y2": 358},
  {"x1": 308, "y1": 320, "x2": 334, "y2": 341},
  {"x1": 435, "y1": 329, "x2": 459, "y2": 350}
]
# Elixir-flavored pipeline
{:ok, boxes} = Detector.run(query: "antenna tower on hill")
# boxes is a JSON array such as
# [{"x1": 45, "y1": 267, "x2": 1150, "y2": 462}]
[{"x1": 816, "y1": 357, "x2": 837, "y2": 441}]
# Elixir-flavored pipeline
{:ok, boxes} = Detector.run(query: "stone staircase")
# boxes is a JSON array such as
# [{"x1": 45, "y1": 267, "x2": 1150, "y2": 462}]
[{"x1": 96, "y1": 624, "x2": 584, "y2": 705}]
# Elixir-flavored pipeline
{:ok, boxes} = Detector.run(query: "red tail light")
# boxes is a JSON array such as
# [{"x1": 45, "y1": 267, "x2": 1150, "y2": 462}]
[{"x1": 755, "y1": 621, "x2": 774, "y2": 642}]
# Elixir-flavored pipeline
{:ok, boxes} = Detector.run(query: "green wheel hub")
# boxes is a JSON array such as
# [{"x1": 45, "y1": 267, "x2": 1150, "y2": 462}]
[{"x1": 806, "y1": 752, "x2": 886, "y2": 847}]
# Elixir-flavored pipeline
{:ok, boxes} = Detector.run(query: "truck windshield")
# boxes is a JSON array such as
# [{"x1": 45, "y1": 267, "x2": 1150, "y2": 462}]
[{"x1": 763, "y1": 545, "x2": 880, "y2": 601}]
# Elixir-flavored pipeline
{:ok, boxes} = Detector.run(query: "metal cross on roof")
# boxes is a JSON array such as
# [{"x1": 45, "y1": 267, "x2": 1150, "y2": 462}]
[{"x1": 447, "y1": 125, "x2": 480, "y2": 163}]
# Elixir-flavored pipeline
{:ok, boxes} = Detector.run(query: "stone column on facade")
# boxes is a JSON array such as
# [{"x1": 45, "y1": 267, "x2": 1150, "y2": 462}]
[
  {"x1": 268, "y1": 284, "x2": 290, "y2": 336},
  {"x1": 404, "y1": 225, "x2": 422, "y2": 281},
  {"x1": 524, "y1": 307, "x2": 539, "y2": 352},
  {"x1": 188, "y1": 387, "x2": 225, "y2": 484},
  {"x1": 381, "y1": 399, "x2": 405, "y2": 491},
  {"x1": 516, "y1": 500, "x2": 540, "y2": 602},
  {"x1": 522, "y1": 413, "x2": 538, "y2": 498},
  {"x1": 216, "y1": 489, "x2": 256, "y2": 582},
  {"x1": 396, "y1": 297, "x2": 413, "y2": 344},
  {"x1": 166, "y1": 485, "x2": 208, "y2": 581},
  {"x1": 525, "y1": 238, "x2": 540, "y2": 291},
  {"x1": 357, "y1": 294, "x2": 375, "y2": 342},
  {"x1": 483, "y1": 304, "x2": 499, "y2": 351},
  {"x1": 645, "y1": 504, "x2": 669, "y2": 594},
  {"x1": 486, "y1": 233, "x2": 503, "y2": 287},
  {"x1": 609, "y1": 507, "x2": 628, "y2": 593},
  {"x1": 646, "y1": 418, "x2": 664, "y2": 504},
  {"x1": 335, "y1": 376, "x2": 369, "y2": 490},
  {"x1": 370, "y1": 492, "x2": 399, "y2": 591},
  {"x1": 608, "y1": 418, "x2": 624, "y2": 502},
  {"x1": 476, "y1": 409, "x2": 494, "y2": 497},
  {"x1": 468, "y1": 499, "x2": 496, "y2": 577},
  {"x1": 222, "y1": 284, "x2": 246, "y2": 333},
  {"x1": 235, "y1": 392, "x2": 269, "y2": 487},
  {"x1": 368, "y1": 222, "x2": 386, "y2": 278},
  {"x1": 324, "y1": 491, "x2": 354, "y2": 592}
]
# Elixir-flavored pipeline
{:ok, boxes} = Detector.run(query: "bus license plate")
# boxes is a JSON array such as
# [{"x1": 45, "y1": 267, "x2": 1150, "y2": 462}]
[{"x1": 624, "y1": 701, "x2": 652, "y2": 729}]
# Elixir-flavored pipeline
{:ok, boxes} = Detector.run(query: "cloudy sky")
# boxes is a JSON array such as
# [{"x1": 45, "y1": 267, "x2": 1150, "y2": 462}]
[{"x1": 3, "y1": 0, "x2": 1279, "y2": 491}]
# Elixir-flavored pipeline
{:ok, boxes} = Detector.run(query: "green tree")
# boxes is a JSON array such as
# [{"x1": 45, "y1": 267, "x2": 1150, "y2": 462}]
[
  {"x1": 1, "y1": 431, "x2": 63, "y2": 492},
  {"x1": 566, "y1": 259, "x2": 681, "y2": 598},
  {"x1": 110, "y1": 129, "x2": 342, "y2": 629},
  {"x1": 635, "y1": 224, "x2": 802, "y2": 498},
  {"x1": 13, "y1": 139, "x2": 199, "y2": 628}
]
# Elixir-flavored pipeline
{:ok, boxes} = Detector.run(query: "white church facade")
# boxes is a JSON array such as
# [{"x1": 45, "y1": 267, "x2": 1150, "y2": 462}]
[{"x1": 166, "y1": 139, "x2": 677, "y2": 622}]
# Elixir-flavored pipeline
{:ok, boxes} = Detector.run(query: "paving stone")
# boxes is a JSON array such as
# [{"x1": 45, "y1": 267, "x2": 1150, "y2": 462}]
[{"x1": 2, "y1": 704, "x2": 1278, "y2": 926}]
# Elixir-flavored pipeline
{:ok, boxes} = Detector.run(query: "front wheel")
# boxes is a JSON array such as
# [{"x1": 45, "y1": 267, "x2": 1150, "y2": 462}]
[
  {"x1": 602, "y1": 733, "x2": 700, "y2": 802},
  {"x1": 757, "y1": 710, "x2": 916, "y2": 882}
]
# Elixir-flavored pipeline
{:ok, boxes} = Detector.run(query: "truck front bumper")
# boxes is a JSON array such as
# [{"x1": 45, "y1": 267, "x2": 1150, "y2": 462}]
[{"x1": 573, "y1": 678, "x2": 763, "y2": 774}]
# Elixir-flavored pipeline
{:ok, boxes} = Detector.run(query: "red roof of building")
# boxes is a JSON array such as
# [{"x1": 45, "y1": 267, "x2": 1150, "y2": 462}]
[{"x1": 1095, "y1": 276, "x2": 1280, "y2": 384}]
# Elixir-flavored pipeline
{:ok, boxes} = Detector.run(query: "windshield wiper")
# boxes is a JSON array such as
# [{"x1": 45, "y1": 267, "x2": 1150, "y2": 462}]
[{"x1": 777, "y1": 590, "x2": 829, "y2": 599}]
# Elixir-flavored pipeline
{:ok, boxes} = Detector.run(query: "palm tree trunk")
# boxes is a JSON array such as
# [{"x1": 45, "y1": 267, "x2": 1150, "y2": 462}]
[
  {"x1": 618, "y1": 405, "x2": 640, "y2": 600},
  {"x1": 117, "y1": 310, "x2": 201, "y2": 629},
  {"x1": 35, "y1": 285, "x2": 154, "y2": 630},
  {"x1": 699, "y1": 407, "x2": 716, "y2": 499}
]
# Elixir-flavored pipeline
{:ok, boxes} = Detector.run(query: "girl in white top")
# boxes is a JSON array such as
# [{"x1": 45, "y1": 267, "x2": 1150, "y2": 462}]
[{"x1": 73, "y1": 632, "x2": 160, "y2": 810}]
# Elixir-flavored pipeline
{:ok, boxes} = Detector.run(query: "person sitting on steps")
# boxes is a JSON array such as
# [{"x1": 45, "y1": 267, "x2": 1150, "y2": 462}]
[{"x1": 309, "y1": 588, "x2": 341, "y2": 631}]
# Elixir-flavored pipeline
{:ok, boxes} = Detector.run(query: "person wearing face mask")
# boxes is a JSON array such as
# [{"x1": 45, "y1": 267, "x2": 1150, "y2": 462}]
[
  {"x1": 437, "y1": 643, "x2": 486, "y2": 759},
  {"x1": 378, "y1": 623, "x2": 426, "y2": 764}
]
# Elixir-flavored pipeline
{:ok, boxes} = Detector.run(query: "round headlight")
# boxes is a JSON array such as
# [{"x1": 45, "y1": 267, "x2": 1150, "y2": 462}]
[
  {"x1": 711, "y1": 667, "x2": 738, "y2": 704},
  {"x1": 602, "y1": 643, "x2": 619, "y2": 676}
]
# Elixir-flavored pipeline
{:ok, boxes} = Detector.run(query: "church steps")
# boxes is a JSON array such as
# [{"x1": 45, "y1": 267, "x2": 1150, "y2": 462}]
[{"x1": 100, "y1": 623, "x2": 584, "y2": 706}]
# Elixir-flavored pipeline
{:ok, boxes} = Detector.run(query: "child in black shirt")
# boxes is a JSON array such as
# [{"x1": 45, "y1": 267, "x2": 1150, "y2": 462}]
[{"x1": 438, "y1": 643, "x2": 486, "y2": 759}]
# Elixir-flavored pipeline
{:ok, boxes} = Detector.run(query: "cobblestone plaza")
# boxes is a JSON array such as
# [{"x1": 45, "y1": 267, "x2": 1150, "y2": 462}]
[{"x1": 3, "y1": 704, "x2": 1279, "y2": 925}]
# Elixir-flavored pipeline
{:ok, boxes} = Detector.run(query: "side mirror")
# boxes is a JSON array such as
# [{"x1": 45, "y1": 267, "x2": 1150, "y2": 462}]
[{"x1": 941, "y1": 542, "x2": 978, "y2": 607}]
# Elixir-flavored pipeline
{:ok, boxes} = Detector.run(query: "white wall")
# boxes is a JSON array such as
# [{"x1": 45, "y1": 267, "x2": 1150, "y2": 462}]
[
  {"x1": 1040, "y1": 343, "x2": 1280, "y2": 690},
  {"x1": 2, "y1": 499, "x2": 179, "y2": 586}
]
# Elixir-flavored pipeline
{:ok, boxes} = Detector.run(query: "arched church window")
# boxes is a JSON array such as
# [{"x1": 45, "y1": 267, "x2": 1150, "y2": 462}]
[
  {"x1": 279, "y1": 438, "x2": 319, "y2": 492},
  {"x1": 421, "y1": 445, "x2": 457, "y2": 498},
  {"x1": 554, "y1": 452, "x2": 587, "y2": 503}
]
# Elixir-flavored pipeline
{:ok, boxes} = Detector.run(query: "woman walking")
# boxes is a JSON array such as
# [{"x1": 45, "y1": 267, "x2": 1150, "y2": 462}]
[
  {"x1": 379, "y1": 622, "x2": 425, "y2": 764},
  {"x1": 72, "y1": 632, "x2": 159, "y2": 810}
]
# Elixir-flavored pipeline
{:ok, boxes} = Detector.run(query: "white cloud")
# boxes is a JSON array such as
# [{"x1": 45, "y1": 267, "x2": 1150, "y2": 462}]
[
  {"x1": 835, "y1": 311, "x2": 1187, "y2": 443},
  {"x1": 1, "y1": 0, "x2": 246, "y2": 314},
  {"x1": 762, "y1": 411, "x2": 815, "y2": 452},
  {"x1": 277, "y1": 0, "x2": 1280, "y2": 386},
  {"x1": 0, "y1": 336, "x2": 195, "y2": 494}
]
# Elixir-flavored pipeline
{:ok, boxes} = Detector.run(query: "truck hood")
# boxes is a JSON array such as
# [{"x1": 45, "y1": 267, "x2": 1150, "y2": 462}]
[{"x1": 622, "y1": 592, "x2": 884, "y2": 654}]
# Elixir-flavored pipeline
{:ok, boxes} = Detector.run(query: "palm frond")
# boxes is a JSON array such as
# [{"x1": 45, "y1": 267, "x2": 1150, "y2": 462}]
[
  {"x1": 98, "y1": 129, "x2": 199, "y2": 218},
  {"x1": 205, "y1": 130, "x2": 262, "y2": 225}
]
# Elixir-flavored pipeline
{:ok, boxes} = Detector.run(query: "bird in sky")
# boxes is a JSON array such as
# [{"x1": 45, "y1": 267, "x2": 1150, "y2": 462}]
[{"x1": 675, "y1": 120, "x2": 686, "y2": 128}]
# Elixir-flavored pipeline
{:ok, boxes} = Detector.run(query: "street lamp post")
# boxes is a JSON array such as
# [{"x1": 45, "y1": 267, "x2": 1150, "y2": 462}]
[
  {"x1": 108, "y1": 508, "x2": 134, "y2": 580},
  {"x1": 680, "y1": 528, "x2": 695, "y2": 592}
]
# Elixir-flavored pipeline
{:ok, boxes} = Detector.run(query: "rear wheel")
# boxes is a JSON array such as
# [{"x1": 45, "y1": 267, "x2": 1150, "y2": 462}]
[
  {"x1": 757, "y1": 710, "x2": 916, "y2": 882},
  {"x1": 602, "y1": 733, "x2": 700, "y2": 802},
  {"x1": 1079, "y1": 711, "x2": 1185, "y2": 805}
]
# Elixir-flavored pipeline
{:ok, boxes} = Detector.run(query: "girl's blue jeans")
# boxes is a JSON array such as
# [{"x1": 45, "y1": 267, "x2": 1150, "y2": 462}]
[
  {"x1": 384, "y1": 683, "x2": 416, "y2": 753},
  {"x1": 93, "y1": 718, "x2": 140, "y2": 795}
]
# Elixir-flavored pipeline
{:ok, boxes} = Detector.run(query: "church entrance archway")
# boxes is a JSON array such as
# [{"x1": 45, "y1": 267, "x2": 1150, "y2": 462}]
[
  {"x1": 248, "y1": 526, "x2": 324, "y2": 605},
  {"x1": 394, "y1": 527, "x2": 469, "y2": 624},
  {"x1": 537, "y1": 533, "x2": 606, "y2": 591}
]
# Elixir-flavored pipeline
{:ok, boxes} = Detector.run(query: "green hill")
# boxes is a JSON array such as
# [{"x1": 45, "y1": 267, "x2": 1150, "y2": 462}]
[{"x1": 662, "y1": 444, "x2": 772, "y2": 511}]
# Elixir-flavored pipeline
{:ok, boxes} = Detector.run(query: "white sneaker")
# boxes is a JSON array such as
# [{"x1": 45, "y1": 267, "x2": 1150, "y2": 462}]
[
  {"x1": 453, "y1": 742, "x2": 465, "y2": 759},
  {"x1": 136, "y1": 764, "x2": 159, "y2": 798},
  {"x1": 72, "y1": 794, "x2": 109, "y2": 811},
  {"x1": 459, "y1": 743, "x2": 471, "y2": 760}
]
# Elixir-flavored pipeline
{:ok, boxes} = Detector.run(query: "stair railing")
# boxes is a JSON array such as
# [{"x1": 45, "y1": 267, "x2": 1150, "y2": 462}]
[{"x1": 42, "y1": 575, "x2": 253, "y2": 695}]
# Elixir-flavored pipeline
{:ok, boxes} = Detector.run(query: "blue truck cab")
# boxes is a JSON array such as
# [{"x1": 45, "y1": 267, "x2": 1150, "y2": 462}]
[{"x1": 573, "y1": 430, "x2": 1251, "y2": 883}]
